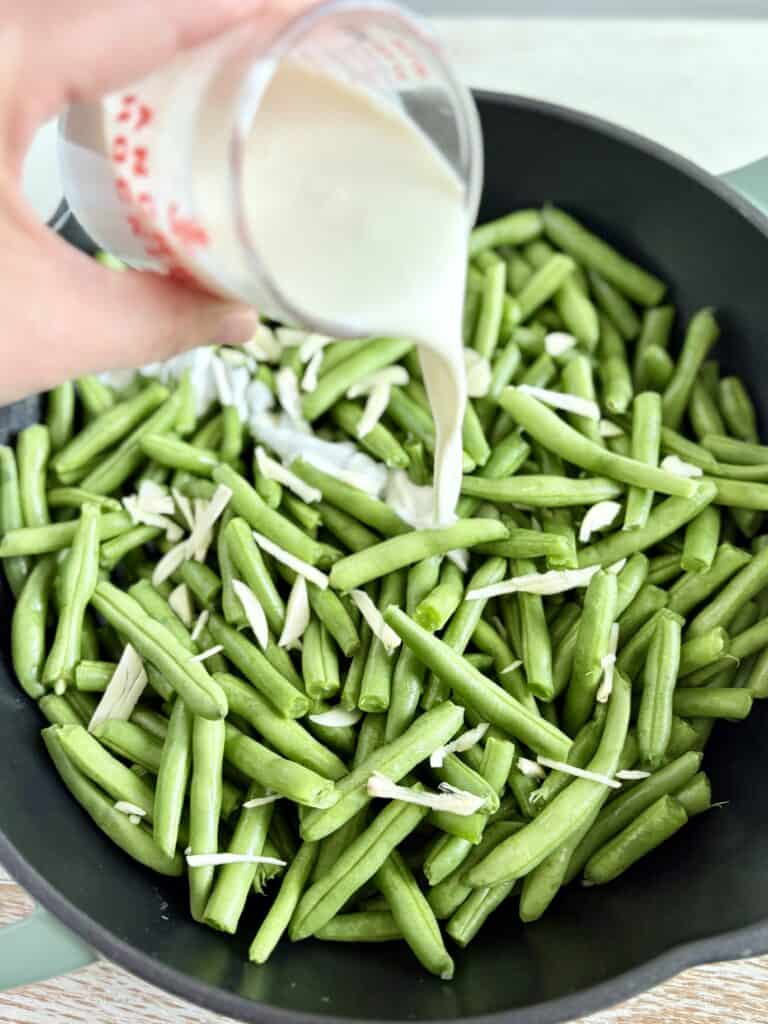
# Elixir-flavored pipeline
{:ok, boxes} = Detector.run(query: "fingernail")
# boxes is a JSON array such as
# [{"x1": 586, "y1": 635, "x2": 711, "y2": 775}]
[{"x1": 214, "y1": 309, "x2": 258, "y2": 347}]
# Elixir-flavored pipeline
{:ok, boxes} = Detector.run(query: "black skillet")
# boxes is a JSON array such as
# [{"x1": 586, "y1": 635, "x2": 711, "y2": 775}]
[{"x1": 1, "y1": 91, "x2": 768, "y2": 1024}]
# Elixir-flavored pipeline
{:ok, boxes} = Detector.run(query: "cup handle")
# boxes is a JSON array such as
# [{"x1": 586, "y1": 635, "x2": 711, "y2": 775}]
[
  {"x1": 721, "y1": 156, "x2": 768, "y2": 216},
  {"x1": 0, "y1": 903, "x2": 95, "y2": 991}
]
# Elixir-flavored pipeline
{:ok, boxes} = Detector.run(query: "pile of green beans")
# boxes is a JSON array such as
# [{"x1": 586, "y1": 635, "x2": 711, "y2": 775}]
[{"x1": 2, "y1": 206, "x2": 768, "y2": 977}]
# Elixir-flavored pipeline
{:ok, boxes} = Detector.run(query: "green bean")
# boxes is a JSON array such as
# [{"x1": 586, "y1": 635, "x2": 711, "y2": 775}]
[
  {"x1": 646, "y1": 553, "x2": 682, "y2": 587},
  {"x1": 301, "y1": 621, "x2": 340, "y2": 701},
  {"x1": 91, "y1": 721, "x2": 164, "y2": 773},
  {"x1": 512, "y1": 558, "x2": 553, "y2": 700},
  {"x1": 314, "y1": 503, "x2": 378, "y2": 556},
  {"x1": 667, "y1": 543, "x2": 751, "y2": 617},
  {"x1": 292, "y1": 797, "x2": 429, "y2": 940},
  {"x1": 254, "y1": 468, "x2": 283, "y2": 512},
  {"x1": 386, "y1": 387, "x2": 442, "y2": 460},
  {"x1": 472, "y1": 619, "x2": 538, "y2": 715},
  {"x1": 541, "y1": 204, "x2": 666, "y2": 306},
  {"x1": 54, "y1": 383, "x2": 168, "y2": 477},
  {"x1": 636, "y1": 345, "x2": 675, "y2": 393},
  {"x1": 531, "y1": 718, "x2": 604, "y2": 813},
  {"x1": 386, "y1": 609, "x2": 571, "y2": 760},
  {"x1": 301, "y1": 583, "x2": 358, "y2": 657},
  {"x1": 330, "y1": 400, "x2": 409, "y2": 468},
  {"x1": 43, "y1": 727, "x2": 182, "y2": 876},
  {"x1": 554, "y1": 275, "x2": 600, "y2": 349},
  {"x1": 701, "y1": 434, "x2": 768, "y2": 466},
  {"x1": 214, "y1": 510, "x2": 244, "y2": 629},
  {"x1": 213, "y1": 465, "x2": 323, "y2": 565},
  {"x1": 681, "y1": 505, "x2": 720, "y2": 573},
  {"x1": 154, "y1": 698, "x2": 193, "y2": 857},
  {"x1": 462, "y1": 399, "x2": 492, "y2": 468},
  {"x1": 637, "y1": 614, "x2": 681, "y2": 767},
  {"x1": 719, "y1": 376, "x2": 758, "y2": 443},
  {"x1": 47, "y1": 487, "x2": 121, "y2": 513},
  {"x1": 519, "y1": 352, "x2": 557, "y2": 389},
  {"x1": 564, "y1": 570, "x2": 618, "y2": 735},
  {"x1": 176, "y1": 561, "x2": 219, "y2": 608},
  {"x1": 203, "y1": 783, "x2": 275, "y2": 934},
  {"x1": 659, "y1": 425, "x2": 719, "y2": 472},
  {"x1": 461, "y1": 474, "x2": 622, "y2": 508},
  {"x1": 431, "y1": 753, "x2": 500, "y2": 815},
  {"x1": 330, "y1": 519, "x2": 506, "y2": 592},
  {"x1": 207, "y1": 614, "x2": 307, "y2": 718},
  {"x1": 463, "y1": 286, "x2": 482, "y2": 345},
  {"x1": 188, "y1": 716, "x2": 225, "y2": 920},
  {"x1": 624, "y1": 392, "x2": 662, "y2": 531},
  {"x1": 319, "y1": 338, "x2": 371, "y2": 376},
  {"x1": 428, "y1": 821, "x2": 522, "y2": 920},
  {"x1": 488, "y1": 342, "x2": 522, "y2": 403},
  {"x1": 80, "y1": 390, "x2": 181, "y2": 495},
  {"x1": 18, "y1": 424, "x2": 51, "y2": 527},
  {"x1": 0, "y1": 446, "x2": 30, "y2": 596},
  {"x1": 674, "y1": 773, "x2": 711, "y2": 816},
  {"x1": 38, "y1": 693, "x2": 84, "y2": 727},
  {"x1": 11, "y1": 554, "x2": 56, "y2": 699},
  {"x1": 423, "y1": 833, "x2": 473, "y2": 887},
  {"x1": 128, "y1": 579, "x2": 194, "y2": 650},
  {"x1": 515, "y1": 254, "x2": 576, "y2": 322},
  {"x1": 249, "y1": 841, "x2": 318, "y2": 962},
  {"x1": 57, "y1": 723, "x2": 155, "y2": 815},
  {"x1": 224, "y1": 720, "x2": 337, "y2": 808},
  {"x1": 565, "y1": 751, "x2": 702, "y2": 883},
  {"x1": 560, "y1": 355, "x2": 604, "y2": 446},
  {"x1": 91, "y1": 582, "x2": 227, "y2": 719},
  {"x1": 457, "y1": 431, "x2": 532, "y2": 517},
  {"x1": 414, "y1": 561, "x2": 464, "y2": 632},
  {"x1": 280, "y1": 493, "x2": 321, "y2": 536},
  {"x1": 633, "y1": 305, "x2": 675, "y2": 379},
  {"x1": 687, "y1": 545, "x2": 768, "y2": 637},
  {"x1": 76, "y1": 375, "x2": 115, "y2": 417},
  {"x1": 377, "y1": 850, "x2": 454, "y2": 978},
  {"x1": 43, "y1": 505, "x2": 101, "y2": 688},
  {"x1": 614, "y1": 553, "x2": 650, "y2": 617},
  {"x1": 661, "y1": 309, "x2": 720, "y2": 430},
  {"x1": 315, "y1": 912, "x2": 401, "y2": 942},
  {"x1": 589, "y1": 270, "x2": 641, "y2": 340},
  {"x1": 469, "y1": 210, "x2": 543, "y2": 254},
  {"x1": 291, "y1": 459, "x2": 407, "y2": 538},
  {"x1": 519, "y1": 809, "x2": 597, "y2": 922},
  {"x1": 598, "y1": 315, "x2": 633, "y2": 415},
  {"x1": 579, "y1": 483, "x2": 716, "y2": 568},
  {"x1": 618, "y1": 585, "x2": 667, "y2": 638},
  {"x1": 100, "y1": 525, "x2": 162, "y2": 571},
  {"x1": 678, "y1": 628, "x2": 730, "y2": 677},
  {"x1": 359, "y1": 571, "x2": 405, "y2": 713},
  {"x1": 300, "y1": 701, "x2": 463, "y2": 842},
  {"x1": 500, "y1": 388, "x2": 696, "y2": 498},
  {"x1": 302, "y1": 337, "x2": 412, "y2": 421},
  {"x1": 584, "y1": 795, "x2": 688, "y2": 884},
  {"x1": 386, "y1": 557, "x2": 442, "y2": 741},
  {"x1": 140, "y1": 435, "x2": 218, "y2": 476},
  {"x1": 689, "y1": 381, "x2": 725, "y2": 441},
  {"x1": 472, "y1": 675, "x2": 631, "y2": 888},
  {"x1": 506, "y1": 254, "x2": 534, "y2": 295},
  {"x1": 219, "y1": 405, "x2": 243, "y2": 466},
  {"x1": 672, "y1": 688, "x2": 752, "y2": 720},
  {"x1": 174, "y1": 368, "x2": 196, "y2": 437},
  {"x1": 340, "y1": 627, "x2": 372, "y2": 711},
  {"x1": 422, "y1": 557, "x2": 506, "y2": 709},
  {"x1": 215, "y1": 673, "x2": 345, "y2": 780},
  {"x1": 46, "y1": 381, "x2": 75, "y2": 454},
  {"x1": 473, "y1": 260, "x2": 507, "y2": 359}
]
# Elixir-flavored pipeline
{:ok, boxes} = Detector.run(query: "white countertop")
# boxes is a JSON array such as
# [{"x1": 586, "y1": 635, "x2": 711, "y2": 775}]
[{"x1": 432, "y1": 17, "x2": 768, "y2": 176}]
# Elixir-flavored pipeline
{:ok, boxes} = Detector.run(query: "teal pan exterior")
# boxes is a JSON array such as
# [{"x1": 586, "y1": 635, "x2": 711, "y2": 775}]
[{"x1": 1, "y1": 91, "x2": 768, "y2": 1022}]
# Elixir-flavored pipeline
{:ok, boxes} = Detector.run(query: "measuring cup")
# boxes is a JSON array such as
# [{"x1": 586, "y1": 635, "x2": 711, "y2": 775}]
[{"x1": 58, "y1": 0, "x2": 482, "y2": 335}]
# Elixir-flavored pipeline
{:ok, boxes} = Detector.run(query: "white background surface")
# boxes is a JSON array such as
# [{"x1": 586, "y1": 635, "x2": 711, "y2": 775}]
[{"x1": 10, "y1": 12, "x2": 768, "y2": 1024}]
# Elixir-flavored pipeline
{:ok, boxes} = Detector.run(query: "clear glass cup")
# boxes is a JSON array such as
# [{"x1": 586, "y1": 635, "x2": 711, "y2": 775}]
[{"x1": 58, "y1": 0, "x2": 482, "y2": 336}]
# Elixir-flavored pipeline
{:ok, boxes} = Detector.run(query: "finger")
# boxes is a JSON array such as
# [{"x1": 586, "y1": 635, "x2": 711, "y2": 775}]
[
  {"x1": 0, "y1": 210, "x2": 257, "y2": 404},
  {"x1": 8, "y1": 0, "x2": 314, "y2": 160}
]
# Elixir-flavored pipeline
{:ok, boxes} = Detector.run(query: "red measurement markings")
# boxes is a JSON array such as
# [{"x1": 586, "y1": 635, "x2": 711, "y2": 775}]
[
  {"x1": 111, "y1": 135, "x2": 128, "y2": 164},
  {"x1": 116, "y1": 94, "x2": 153, "y2": 129},
  {"x1": 168, "y1": 202, "x2": 209, "y2": 249},
  {"x1": 132, "y1": 146, "x2": 149, "y2": 176}
]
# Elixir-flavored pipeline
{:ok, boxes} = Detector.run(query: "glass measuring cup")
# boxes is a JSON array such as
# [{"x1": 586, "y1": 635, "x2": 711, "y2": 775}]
[{"x1": 58, "y1": 0, "x2": 483, "y2": 336}]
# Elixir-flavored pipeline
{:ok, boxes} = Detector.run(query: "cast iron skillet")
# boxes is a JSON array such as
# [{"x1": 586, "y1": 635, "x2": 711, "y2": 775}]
[{"x1": 2, "y1": 91, "x2": 768, "y2": 1024}]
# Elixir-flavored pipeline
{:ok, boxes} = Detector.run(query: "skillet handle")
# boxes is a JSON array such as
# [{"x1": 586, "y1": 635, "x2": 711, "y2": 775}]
[
  {"x1": 0, "y1": 904, "x2": 95, "y2": 990},
  {"x1": 721, "y1": 157, "x2": 768, "y2": 215}
]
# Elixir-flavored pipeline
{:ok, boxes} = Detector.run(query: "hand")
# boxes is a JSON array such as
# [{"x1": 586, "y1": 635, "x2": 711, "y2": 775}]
[{"x1": 0, "y1": 0, "x2": 310, "y2": 404}]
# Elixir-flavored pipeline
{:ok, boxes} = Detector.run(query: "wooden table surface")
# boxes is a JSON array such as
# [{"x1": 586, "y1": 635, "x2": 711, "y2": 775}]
[{"x1": 8, "y1": 12, "x2": 768, "y2": 1024}]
